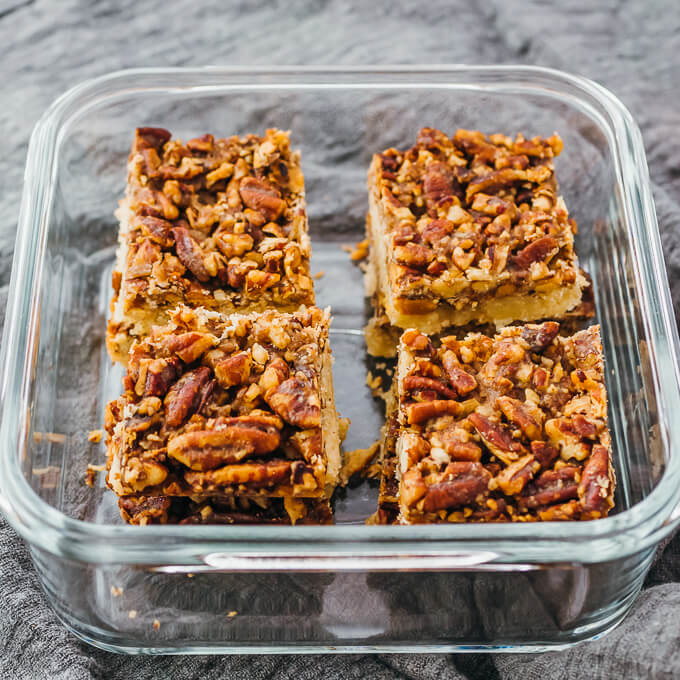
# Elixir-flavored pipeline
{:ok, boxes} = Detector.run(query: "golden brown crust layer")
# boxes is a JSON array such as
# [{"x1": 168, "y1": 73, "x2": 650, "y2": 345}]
[
  {"x1": 394, "y1": 322, "x2": 614, "y2": 523},
  {"x1": 368, "y1": 128, "x2": 584, "y2": 328},
  {"x1": 105, "y1": 306, "x2": 338, "y2": 500},
  {"x1": 107, "y1": 128, "x2": 315, "y2": 363}
]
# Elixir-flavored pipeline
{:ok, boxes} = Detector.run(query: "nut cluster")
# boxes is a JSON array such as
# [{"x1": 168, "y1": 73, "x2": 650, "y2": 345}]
[
  {"x1": 372, "y1": 128, "x2": 579, "y2": 308},
  {"x1": 396, "y1": 322, "x2": 614, "y2": 522},
  {"x1": 105, "y1": 306, "x2": 330, "y2": 502},
  {"x1": 118, "y1": 127, "x2": 314, "y2": 312}
]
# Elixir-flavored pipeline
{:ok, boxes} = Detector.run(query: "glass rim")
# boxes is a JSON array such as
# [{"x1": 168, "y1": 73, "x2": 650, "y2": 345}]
[{"x1": 2, "y1": 64, "x2": 679, "y2": 567}]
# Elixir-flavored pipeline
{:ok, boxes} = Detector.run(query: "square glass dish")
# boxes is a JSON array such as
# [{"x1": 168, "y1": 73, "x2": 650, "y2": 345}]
[{"x1": 2, "y1": 66, "x2": 680, "y2": 654}]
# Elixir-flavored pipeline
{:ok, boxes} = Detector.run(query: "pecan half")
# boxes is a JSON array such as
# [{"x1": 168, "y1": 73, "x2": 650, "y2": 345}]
[
  {"x1": 265, "y1": 377, "x2": 321, "y2": 428},
  {"x1": 403, "y1": 375, "x2": 456, "y2": 399},
  {"x1": 513, "y1": 236, "x2": 558, "y2": 270},
  {"x1": 521, "y1": 321, "x2": 560, "y2": 352},
  {"x1": 164, "y1": 366, "x2": 213, "y2": 427},
  {"x1": 167, "y1": 424, "x2": 281, "y2": 471},
  {"x1": 172, "y1": 226, "x2": 211, "y2": 282},
  {"x1": 405, "y1": 399, "x2": 471, "y2": 425},
  {"x1": 578, "y1": 444, "x2": 612, "y2": 515},
  {"x1": 185, "y1": 459, "x2": 292, "y2": 491},
  {"x1": 468, "y1": 413, "x2": 526, "y2": 463},
  {"x1": 239, "y1": 176, "x2": 286, "y2": 221},
  {"x1": 421, "y1": 462, "x2": 491, "y2": 512}
]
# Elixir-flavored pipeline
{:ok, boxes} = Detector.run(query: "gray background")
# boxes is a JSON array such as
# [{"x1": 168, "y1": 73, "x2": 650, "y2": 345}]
[{"x1": 1, "y1": 0, "x2": 679, "y2": 678}]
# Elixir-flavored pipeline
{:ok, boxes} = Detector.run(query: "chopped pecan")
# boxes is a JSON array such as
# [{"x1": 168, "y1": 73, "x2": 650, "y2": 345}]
[
  {"x1": 164, "y1": 366, "x2": 213, "y2": 427},
  {"x1": 421, "y1": 462, "x2": 491, "y2": 512},
  {"x1": 289, "y1": 429, "x2": 323, "y2": 463},
  {"x1": 186, "y1": 133, "x2": 214, "y2": 153},
  {"x1": 545, "y1": 417, "x2": 591, "y2": 461},
  {"x1": 119, "y1": 495, "x2": 171, "y2": 525},
  {"x1": 214, "y1": 351, "x2": 252, "y2": 388},
  {"x1": 394, "y1": 242, "x2": 434, "y2": 268},
  {"x1": 403, "y1": 375, "x2": 457, "y2": 399},
  {"x1": 265, "y1": 377, "x2": 321, "y2": 428},
  {"x1": 497, "y1": 396, "x2": 541, "y2": 440},
  {"x1": 494, "y1": 454, "x2": 540, "y2": 495},
  {"x1": 137, "y1": 215, "x2": 175, "y2": 247},
  {"x1": 520, "y1": 467, "x2": 579, "y2": 509},
  {"x1": 468, "y1": 413, "x2": 526, "y2": 463},
  {"x1": 512, "y1": 236, "x2": 558, "y2": 269},
  {"x1": 128, "y1": 239, "x2": 161, "y2": 278},
  {"x1": 578, "y1": 444, "x2": 612, "y2": 515},
  {"x1": 227, "y1": 258, "x2": 258, "y2": 288},
  {"x1": 423, "y1": 162, "x2": 460, "y2": 209},
  {"x1": 420, "y1": 218, "x2": 453, "y2": 244},
  {"x1": 430, "y1": 427, "x2": 482, "y2": 462},
  {"x1": 143, "y1": 357, "x2": 181, "y2": 397},
  {"x1": 163, "y1": 331, "x2": 217, "y2": 363},
  {"x1": 466, "y1": 168, "x2": 527, "y2": 199},
  {"x1": 572, "y1": 414, "x2": 599, "y2": 438},
  {"x1": 172, "y1": 226, "x2": 211, "y2": 283},
  {"x1": 135, "y1": 127, "x2": 171, "y2": 150},
  {"x1": 239, "y1": 176, "x2": 286, "y2": 221},
  {"x1": 530, "y1": 441, "x2": 559, "y2": 468},
  {"x1": 401, "y1": 329, "x2": 434, "y2": 354},
  {"x1": 215, "y1": 232, "x2": 254, "y2": 258},
  {"x1": 537, "y1": 500, "x2": 580, "y2": 521},
  {"x1": 441, "y1": 350, "x2": 477, "y2": 396},
  {"x1": 521, "y1": 322, "x2": 560, "y2": 352}
]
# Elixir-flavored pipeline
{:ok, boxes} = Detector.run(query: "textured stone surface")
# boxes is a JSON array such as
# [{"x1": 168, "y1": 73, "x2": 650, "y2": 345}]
[{"x1": 1, "y1": 1, "x2": 679, "y2": 678}]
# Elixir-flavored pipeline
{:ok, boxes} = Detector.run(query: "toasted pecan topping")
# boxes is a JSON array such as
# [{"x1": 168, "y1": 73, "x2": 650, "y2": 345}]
[
  {"x1": 106, "y1": 307, "x2": 333, "y2": 500},
  {"x1": 395, "y1": 323, "x2": 613, "y2": 523},
  {"x1": 371, "y1": 128, "x2": 582, "y2": 311}
]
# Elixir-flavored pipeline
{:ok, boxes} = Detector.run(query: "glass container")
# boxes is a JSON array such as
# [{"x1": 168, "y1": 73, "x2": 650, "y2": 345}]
[{"x1": 1, "y1": 66, "x2": 679, "y2": 653}]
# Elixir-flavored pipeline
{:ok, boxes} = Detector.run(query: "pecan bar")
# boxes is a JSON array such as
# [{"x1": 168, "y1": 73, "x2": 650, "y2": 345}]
[
  {"x1": 393, "y1": 322, "x2": 614, "y2": 523},
  {"x1": 366, "y1": 128, "x2": 586, "y2": 343},
  {"x1": 107, "y1": 127, "x2": 315, "y2": 364},
  {"x1": 118, "y1": 494, "x2": 332, "y2": 526},
  {"x1": 105, "y1": 306, "x2": 341, "y2": 510}
]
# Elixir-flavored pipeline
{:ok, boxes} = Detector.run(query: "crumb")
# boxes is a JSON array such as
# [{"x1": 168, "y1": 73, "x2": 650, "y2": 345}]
[
  {"x1": 31, "y1": 466, "x2": 61, "y2": 490},
  {"x1": 85, "y1": 463, "x2": 106, "y2": 488},
  {"x1": 366, "y1": 370, "x2": 382, "y2": 391},
  {"x1": 187, "y1": 573, "x2": 194, "y2": 578},
  {"x1": 338, "y1": 417, "x2": 350, "y2": 443},
  {"x1": 111, "y1": 586, "x2": 123, "y2": 597},
  {"x1": 128, "y1": 610, "x2": 137, "y2": 619},
  {"x1": 88, "y1": 429, "x2": 104, "y2": 443},
  {"x1": 341, "y1": 244, "x2": 353, "y2": 253},
  {"x1": 313, "y1": 270, "x2": 325, "y2": 280},
  {"x1": 227, "y1": 610, "x2": 238, "y2": 618},
  {"x1": 348, "y1": 238, "x2": 369, "y2": 262},
  {"x1": 339, "y1": 441, "x2": 381, "y2": 486},
  {"x1": 33, "y1": 432, "x2": 66, "y2": 444},
  {"x1": 153, "y1": 619, "x2": 160, "y2": 630}
]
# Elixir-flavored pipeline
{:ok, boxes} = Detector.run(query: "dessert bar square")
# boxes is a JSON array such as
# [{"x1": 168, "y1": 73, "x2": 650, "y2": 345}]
[
  {"x1": 117, "y1": 494, "x2": 332, "y2": 526},
  {"x1": 105, "y1": 306, "x2": 341, "y2": 519},
  {"x1": 107, "y1": 127, "x2": 315, "y2": 364},
  {"x1": 366, "y1": 128, "x2": 586, "y2": 340},
  {"x1": 392, "y1": 322, "x2": 614, "y2": 523}
]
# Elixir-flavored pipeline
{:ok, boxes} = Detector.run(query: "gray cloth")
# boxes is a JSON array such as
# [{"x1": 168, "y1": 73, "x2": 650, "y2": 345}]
[{"x1": 1, "y1": 0, "x2": 679, "y2": 678}]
